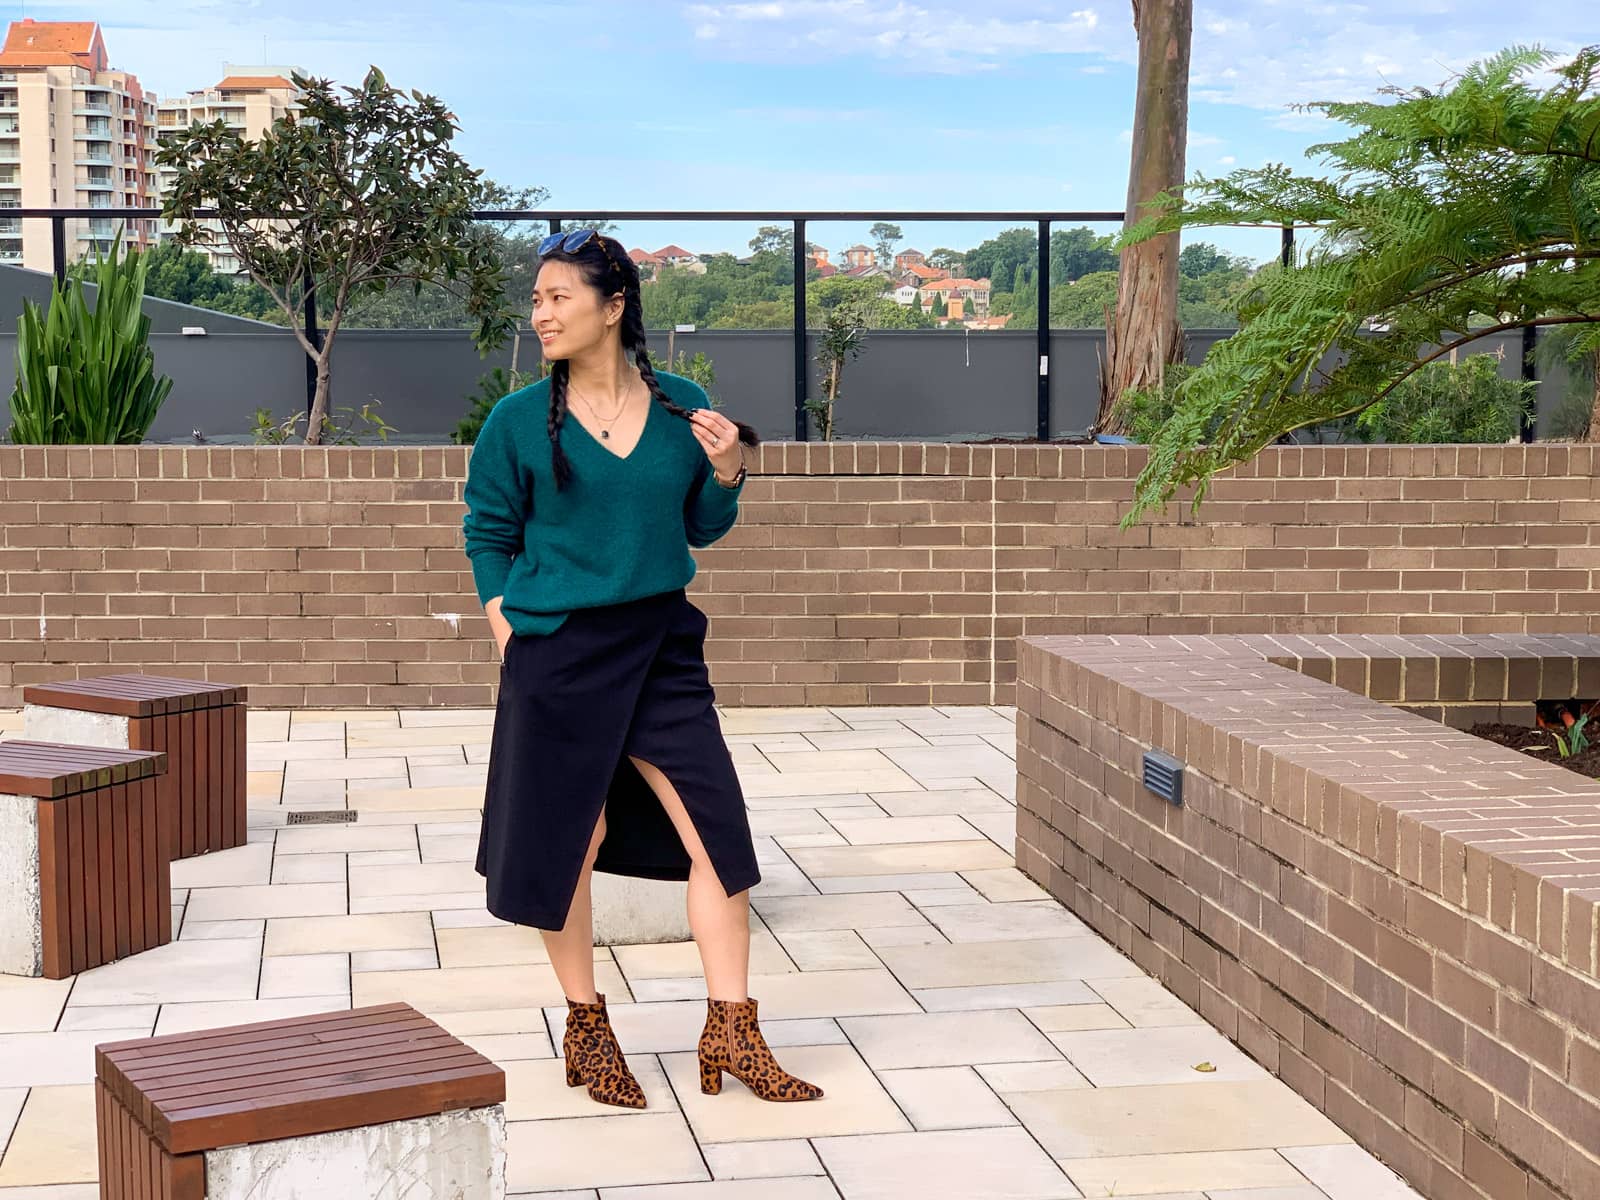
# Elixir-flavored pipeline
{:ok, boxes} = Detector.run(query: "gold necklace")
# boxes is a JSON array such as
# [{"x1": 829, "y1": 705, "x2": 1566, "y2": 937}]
[{"x1": 570, "y1": 377, "x2": 635, "y2": 440}]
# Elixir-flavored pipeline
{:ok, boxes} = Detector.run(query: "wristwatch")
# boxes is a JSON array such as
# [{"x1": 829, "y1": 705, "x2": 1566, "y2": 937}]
[{"x1": 714, "y1": 464, "x2": 747, "y2": 489}]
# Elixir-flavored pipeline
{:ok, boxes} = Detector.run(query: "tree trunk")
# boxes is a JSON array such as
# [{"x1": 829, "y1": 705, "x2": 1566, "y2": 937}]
[
  {"x1": 304, "y1": 354, "x2": 333, "y2": 445},
  {"x1": 1586, "y1": 350, "x2": 1600, "y2": 443},
  {"x1": 1098, "y1": 0, "x2": 1193, "y2": 435}
]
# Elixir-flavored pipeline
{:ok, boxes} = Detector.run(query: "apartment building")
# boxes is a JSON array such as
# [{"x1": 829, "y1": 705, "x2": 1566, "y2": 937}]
[
  {"x1": 156, "y1": 67, "x2": 302, "y2": 273},
  {"x1": 0, "y1": 19, "x2": 161, "y2": 271}
]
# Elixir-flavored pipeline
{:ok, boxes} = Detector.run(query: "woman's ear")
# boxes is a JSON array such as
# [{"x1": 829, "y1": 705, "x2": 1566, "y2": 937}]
[{"x1": 606, "y1": 291, "x2": 626, "y2": 327}]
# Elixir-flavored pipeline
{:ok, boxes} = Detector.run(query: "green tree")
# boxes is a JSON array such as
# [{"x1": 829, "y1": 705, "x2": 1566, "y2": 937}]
[
  {"x1": 869, "y1": 221, "x2": 903, "y2": 268},
  {"x1": 1117, "y1": 44, "x2": 1600, "y2": 525},
  {"x1": 749, "y1": 225, "x2": 793, "y2": 257},
  {"x1": 928, "y1": 248, "x2": 964, "y2": 271},
  {"x1": 963, "y1": 228, "x2": 1037, "y2": 289},
  {"x1": 1050, "y1": 226, "x2": 1119, "y2": 282},
  {"x1": 1177, "y1": 241, "x2": 1228, "y2": 277},
  {"x1": 157, "y1": 66, "x2": 516, "y2": 443},
  {"x1": 931, "y1": 291, "x2": 947, "y2": 318}
]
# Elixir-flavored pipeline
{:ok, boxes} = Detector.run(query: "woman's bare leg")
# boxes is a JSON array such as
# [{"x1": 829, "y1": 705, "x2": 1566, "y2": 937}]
[
  {"x1": 539, "y1": 808, "x2": 607, "y2": 1002},
  {"x1": 629, "y1": 757, "x2": 750, "y2": 1001}
]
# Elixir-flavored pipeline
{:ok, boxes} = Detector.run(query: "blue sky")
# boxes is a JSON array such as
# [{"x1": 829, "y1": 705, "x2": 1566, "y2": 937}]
[{"x1": 4, "y1": 0, "x2": 1590, "y2": 265}]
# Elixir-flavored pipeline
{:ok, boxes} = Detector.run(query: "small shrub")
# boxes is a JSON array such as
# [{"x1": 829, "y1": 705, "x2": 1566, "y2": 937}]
[{"x1": 253, "y1": 400, "x2": 395, "y2": 446}]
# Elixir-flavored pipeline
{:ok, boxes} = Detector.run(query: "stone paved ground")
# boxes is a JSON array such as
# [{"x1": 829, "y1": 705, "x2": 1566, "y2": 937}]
[{"x1": 0, "y1": 705, "x2": 1425, "y2": 1200}]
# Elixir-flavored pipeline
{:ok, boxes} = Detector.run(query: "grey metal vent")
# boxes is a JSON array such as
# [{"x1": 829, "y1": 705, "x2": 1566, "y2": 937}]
[
  {"x1": 1142, "y1": 750, "x2": 1184, "y2": 806},
  {"x1": 285, "y1": 810, "x2": 359, "y2": 825}
]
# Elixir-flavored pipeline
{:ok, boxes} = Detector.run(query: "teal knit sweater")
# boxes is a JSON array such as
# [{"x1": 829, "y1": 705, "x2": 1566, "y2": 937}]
[{"x1": 462, "y1": 372, "x2": 745, "y2": 635}]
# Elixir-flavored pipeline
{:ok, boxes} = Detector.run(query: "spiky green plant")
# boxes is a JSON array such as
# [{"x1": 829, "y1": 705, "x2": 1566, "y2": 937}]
[
  {"x1": 1116, "y1": 45, "x2": 1600, "y2": 526},
  {"x1": 9, "y1": 232, "x2": 173, "y2": 443}
]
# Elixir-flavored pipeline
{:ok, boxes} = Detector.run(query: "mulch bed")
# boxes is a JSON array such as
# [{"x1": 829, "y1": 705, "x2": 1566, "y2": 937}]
[{"x1": 1469, "y1": 722, "x2": 1600, "y2": 779}]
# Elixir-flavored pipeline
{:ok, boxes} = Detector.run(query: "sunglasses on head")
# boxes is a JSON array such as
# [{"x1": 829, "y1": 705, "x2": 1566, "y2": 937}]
[{"x1": 540, "y1": 228, "x2": 607, "y2": 257}]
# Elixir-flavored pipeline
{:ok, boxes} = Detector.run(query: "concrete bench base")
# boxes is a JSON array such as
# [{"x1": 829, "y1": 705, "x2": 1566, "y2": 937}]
[{"x1": 591, "y1": 874, "x2": 692, "y2": 945}]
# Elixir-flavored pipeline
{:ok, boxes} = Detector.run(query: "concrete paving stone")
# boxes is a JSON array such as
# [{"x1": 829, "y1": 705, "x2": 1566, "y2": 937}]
[
  {"x1": 663, "y1": 1044, "x2": 909, "y2": 1144},
  {"x1": 1008, "y1": 1081, "x2": 1350, "y2": 1160},
  {"x1": 775, "y1": 832, "x2": 846, "y2": 848},
  {"x1": 788, "y1": 841, "x2": 1012, "y2": 878},
  {"x1": 153, "y1": 995, "x2": 350, "y2": 1036},
  {"x1": 292, "y1": 709, "x2": 400, "y2": 726},
  {"x1": 1059, "y1": 1150, "x2": 1308, "y2": 1199},
  {"x1": 770, "y1": 929, "x2": 881, "y2": 972},
  {"x1": 0, "y1": 1086, "x2": 97, "y2": 1186},
  {"x1": 69, "y1": 937, "x2": 261, "y2": 1006},
  {"x1": 348, "y1": 724, "x2": 492, "y2": 749},
  {"x1": 352, "y1": 961, "x2": 631, "y2": 1014},
  {"x1": 976, "y1": 1060, "x2": 1093, "y2": 1093},
  {"x1": 275, "y1": 823, "x2": 418, "y2": 854},
  {"x1": 354, "y1": 784, "x2": 487, "y2": 812},
  {"x1": 742, "y1": 769, "x2": 923, "y2": 798},
  {"x1": 418, "y1": 832, "x2": 479, "y2": 863},
  {"x1": 457, "y1": 1031, "x2": 554, "y2": 1062},
  {"x1": 247, "y1": 770, "x2": 283, "y2": 801},
  {"x1": 876, "y1": 1066, "x2": 1019, "y2": 1131},
  {"x1": 0, "y1": 1087, "x2": 24, "y2": 1161},
  {"x1": 814, "y1": 1127, "x2": 1078, "y2": 1200},
  {"x1": 857, "y1": 924, "x2": 948, "y2": 950},
  {"x1": 346, "y1": 848, "x2": 422, "y2": 868},
  {"x1": 870, "y1": 788, "x2": 1012, "y2": 817},
  {"x1": 811, "y1": 872, "x2": 970, "y2": 894},
  {"x1": 436, "y1": 924, "x2": 603, "y2": 969},
  {"x1": 350, "y1": 948, "x2": 439, "y2": 973},
  {"x1": 397, "y1": 708, "x2": 495, "y2": 727},
  {"x1": 266, "y1": 911, "x2": 434, "y2": 956},
  {"x1": 504, "y1": 1056, "x2": 674, "y2": 1121},
  {"x1": 283, "y1": 756, "x2": 409, "y2": 782},
  {"x1": 718, "y1": 709, "x2": 849, "y2": 735},
  {"x1": 182, "y1": 881, "x2": 347, "y2": 923},
  {"x1": 169, "y1": 842, "x2": 273, "y2": 889},
  {"x1": 966, "y1": 810, "x2": 1020, "y2": 845},
  {"x1": 53, "y1": 1004, "x2": 158, "y2": 1034},
  {"x1": 505, "y1": 1114, "x2": 707, "y2": 1192},
  {"x1": 0, "y1": 978, "x2": 71, "y2": 1034},
  {"x1": 287, "y1": 720, "x2": 345, "y2": 741},
  {"x1": 1208, "y1": 1189, "x2": 1334, "y2": 1200},
  {"x1": 880, "y1": 938, "x2": 1143, "y2": 990},
  {"x1": 258, "y1": 952, "x2": 351, "y2": 1000},
  {"x1": 601, "y1": 1181, "x2": 840, "y2": 1199},
  {"x1": 178, "y1": 918, "x2": 265, "y2": 942},
  {"x1": 614, "y1": 933, "x2": 792, "y2": 981},
  {"x1": 702, "y1": 1138, "x2": 825, "y2": 1180},
  {"x1": 348, "y1": 860, "x2": 483, "y2": 901},
  {"x1": 841, "y1": 1010, "x2": 1061, "y2": 1070},
  {"x1": 753, "y1": 892, "x2": 925, "y2": 932},
  {"x1": 0, "y1": 1028, "x2": 150, "y2": 1087},
  {"x1": 1049, "y1": 1026, "x2": 1265, "y2": 1087},
  {"x1": 1025, "y1": 1004, "x2": 1131, "y2": 1033},
  {"x1": 922, "y1": 901, "x2": 1088, "y2": 942},
  {"x1": 431, "y1": 1007, "x2": 553, "y2": 1038},
  {"x1": 903, "y1": 886, "x2": 980, "y2": 907},
  {"x1": 826, "y1": 816, "x2": 984, "y2": 846},
  {"x1": 1279, "y1": 1144, "x2": 1423, "y2": 1200},
  {"x1": 248, "y1": 740, "x2": 346, "y2": 764},
  {"x1": 804, "y1": 728, "x2": 933, "y2": 751},
  {"x1": 959, "y1": 869, "x2": 1051, "y2": 903},
  {"x1": 271, "y1": 853, "x2": 348, "y2": 884},
  {"x1": 433, "y1": 908, "x2": 514, "y2": 929}
]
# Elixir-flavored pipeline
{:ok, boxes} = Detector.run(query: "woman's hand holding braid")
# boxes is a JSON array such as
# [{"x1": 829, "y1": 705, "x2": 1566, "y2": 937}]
[{"x1": 689, "y1": 409, "x2": 745, "y2": 483}]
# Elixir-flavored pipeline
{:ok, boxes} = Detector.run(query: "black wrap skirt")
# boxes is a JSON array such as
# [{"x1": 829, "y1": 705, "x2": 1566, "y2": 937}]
[{"x1": 474, "y1": 589, "x2": 760, "y2": 930}]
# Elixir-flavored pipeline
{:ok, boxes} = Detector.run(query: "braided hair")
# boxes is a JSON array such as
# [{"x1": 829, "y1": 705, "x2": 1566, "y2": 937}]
[{"x1": 536, "y1": 233, "x2": 758, "y2": 490}]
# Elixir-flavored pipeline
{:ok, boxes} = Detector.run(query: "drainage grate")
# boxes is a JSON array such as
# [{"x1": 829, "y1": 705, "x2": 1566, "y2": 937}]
[
  {"x1": 285, "y1": 810, "x2": 360, "y2": 825},
  {"x1": 1141, "y1": 750, "x2": 1185, "y2": 807}
]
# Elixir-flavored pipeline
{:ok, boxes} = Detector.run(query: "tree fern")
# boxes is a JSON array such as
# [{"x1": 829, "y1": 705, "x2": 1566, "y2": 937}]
[{"x1": 1118, "y1": 45, "x2": 1600, "y2": 526}]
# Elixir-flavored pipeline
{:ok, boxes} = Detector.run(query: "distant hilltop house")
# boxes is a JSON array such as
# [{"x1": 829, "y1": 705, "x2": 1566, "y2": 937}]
[
  {"x1": 920, "y1": 276, "x2": 993, "y2": 318},
  {"x1": 808, "y1": 248, "x2": 838, "y2": 277},
  {"x1": 842, "y1": 244, "x2": 875, "y2": 270},
  {"x1": 626, "y1": 244, "x2": 705, "y2": 280}
]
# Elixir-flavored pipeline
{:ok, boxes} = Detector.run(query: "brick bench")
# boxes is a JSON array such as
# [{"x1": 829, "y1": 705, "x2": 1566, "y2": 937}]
[
  {"x1": 24, "y1": 674, "x2": 247, "y2": 862},
  {"x1": 0, "y1": 741, "x2": 169, "y2": 978},
  {"x1": 95, "y1": 1002, "x2": 507, "y2": 1199}
]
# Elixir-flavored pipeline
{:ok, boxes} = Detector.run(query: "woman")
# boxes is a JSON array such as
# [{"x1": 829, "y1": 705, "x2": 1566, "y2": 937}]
[{"x1": 463, "y1": 229, "x2": 822, "y2": 1109}]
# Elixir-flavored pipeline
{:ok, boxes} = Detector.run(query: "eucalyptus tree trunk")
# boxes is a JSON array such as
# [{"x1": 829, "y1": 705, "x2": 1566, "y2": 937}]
[{"x1": 1098, "y1": 0, "x2": 1193, "y2": 434}]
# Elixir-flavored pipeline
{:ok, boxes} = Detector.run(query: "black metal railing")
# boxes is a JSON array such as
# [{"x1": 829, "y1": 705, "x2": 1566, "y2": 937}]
[{"x1": 11, "y1": 207, "x2": 1301, "y2": 442}]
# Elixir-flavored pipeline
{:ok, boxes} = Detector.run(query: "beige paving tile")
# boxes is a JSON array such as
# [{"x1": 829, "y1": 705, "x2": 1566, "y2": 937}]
[
  {"x1": 70, "y1": 937, "x2": 261, "y2": 1006},
  {"x1": 54, "y1": 1004, "x2": 158, "y2": 1033},
  {"x1": 178, "y1": 915, "x2": 264, "y2": 943},
  {"x1": 922, "y1": 902, "x2": 1088, "y2": 943},
  {"x1": 770, "y1": 929, "x2": 881, "y2": 972},
  {"x1": 804, "y1": 728, "x2": 932, "y2": 751},
  {"x1": 293, "y1": 708, "x2": 400, "y2": 726},
  {"x1": 352, "y1": 962, "x2": 629, "y2": 1014},
  {"x1": 718, "y1": 709, "x2": 849, "y2": 735},
  {"x1": 247, "y1": 711, "x2": 291, "y2": 740},
  {"x1": 702, "y1": 1139, "x2": 824, "y2": 1180},
  {"x1": 504, "y1": 1055, "x2": 674, "y2": 1120},
  {"x1": 351, "y1": 948, "x2": 439, "y2": 973},
  {"x1": 730, "y1": 970, "x2": 917, "y2": 1019},
  {"x1": 153, "y1": 995, "x2": 350, "y2": 1036},
  {"x1": 275, "y1": 823, "x2": 419, "y2": 854},
  {"x1": 432, "y1": 1007, "x2": 553, "y2": 1038},
  {"x1": 249, "y1": 739, "x2": 343, "y2": 764},
  {"x1": 0, "y1": 977, "x2": 71, "y2": 1034},
  {"x1": 812, "y1": 872, "x2": 969, "y2": 895},
  {"x1": 841, "y1": 1010, "x2": 1060, "y2": 1069},
  {"x1": 742, "y1": 768, "x2": 923, "y2": 798},
  {"x1": 872, "y1": 788, "x2": 1013, "y2": 817},
  {"x1": 0, "y1": 1086, "x2": 97, "y2": 1185},
  {"x1": 877, "y1": 1066, "x2": 1018, "y2": 1130},
  {"x1": 826, "y1": 815, "x2": 984, "y2": 846},
  {"x1": 435, "y1": 925, "x2": 605, "y2": 969},
  {"x1": 409, "y1": 763, "x2": 488, "y2": 789},
  {"x1": 603, "y1": 1181, "x2": 839, "y2": 1199},
  {"x1": 788, "y1": 840, "x2": 1012, "y2": 878},
  {"x1": 1008, "y1": 1081, "x2": 1350, "y2": 1160},
  {"x1": 505, "y1": 1113, "x2": 707, "y2": 1192},
  {"x1": 882, "y1": 745, "x2": 1016, "y2": 783},
  {"x1": 348, "y1": 724, "x2": 493, "y2": 749},
  {"x1": 662, "y1": 1044, "x2": 908, "y2": 1143},
  {"x1": 814, "y1": 1127, "x2": 1078, "y2": 1200},
  {"x1": 753, "y1": 892, "x2": 925, "y2": 932},
  {"x1": 271, "y1": 853, "x2": 348, "y2": 884},
  {"x1": 258, "y1": 953, "x2": 351, "y2": 1000},
  {"x1": 349, "y1": 860, "x2": 484, "y2": 901},
  {"x1": 858, "y1": 924, "x2": 946, "y2": 950},
  {"x1": 419, "y1": 832, "x2": 479, "y2": 863},
  {"x1": 1050, "y1": 1026, "x2": 1265, "y2": 1087},
  {"x1": 168, "y1": 841, "x2": 274, "y2": 889},
  {"x1": 265, "y1": 912, "x2": 434, "y2": 956},
  {"x1": 183, "y1": 881, "x2": 347, "y2": 923},
  {"x1": 1060, "y1": 1150, "x2": 1306, "y2": 1198},
  {"x1": 905, "y1": 885, "x2": 980, "y2": 907},
  {"x1": 0, "y1": 1087, "x2": 23, "y2": 1159},
  {"x1": 1281, "y1": 1144, "x2": 1422, "y2": 1200},
  {"x1": 457, "y1": 1031, "x2": 553, "y2": 1062},
  {"x1": 0, "y1": 1028, "x2": 150, "y2": 1087},
  {"x1": 354, "y1": 784, "x2": 487, "y2": 812},
  {"x1": 614, "y1": 933, "x2": 792, "y2": 981},
  {"x1": 764, "y1": 749, "x2": 895, "y2": 774},
  {"x1": 398, "y1": 708, "x2": 495, "y2": 727},
  {"x1": 288, "y1": 720, "x2": 345, "y2": 741},
  {"x1": 977, "y1": 1061, "x2": 1093, "y2": 1093},
  {"x1": 284, "y1": 756, "x2": 409, "y2": 782},
  {"x1": 1089, "y1": 977, "x2": 1207, "y2": 1028},
  {"x1": 960, "y1": 868, "x2": 1050, "y2": 903},
  {"x1": 881, "y1": 938, "x2": 1143, "y2": 990},
  {"x1": 1025, "y1": 1004, "x2": 1131, "y2": 1033},
  {"x1": 1209, "y1": 1189, "x2": 1331, "y2": 1200}
]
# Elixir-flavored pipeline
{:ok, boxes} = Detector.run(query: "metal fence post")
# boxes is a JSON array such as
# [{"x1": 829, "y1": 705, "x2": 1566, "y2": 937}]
[
  {"x1": 51, "y1": 216, "x2": 66, "y2": 287},
  {"x1": 1036, "y1": 219, "x2": 1051, "y2": 440},
  {"x1": 793, "y1": 217, "x2": 808, "y2": 441},
  {"x1": 1280, "y1": 223, "x2": 1294, "y2": 269},
  {"x1": 1521, "y1": 324, "x2": 1539, "y2": 443}
]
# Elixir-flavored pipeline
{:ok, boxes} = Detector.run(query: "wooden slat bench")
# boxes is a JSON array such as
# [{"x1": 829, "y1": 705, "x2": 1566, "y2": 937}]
[
  {"x1": 24, "y1": 674, "x2": 247, "y2": 862},
  {"x1": 95, "y1": 1003, "x2": 508, "y2": 1199},
  {"x1": 0, "y1": 740, "x2": 169, "y2": 978}
]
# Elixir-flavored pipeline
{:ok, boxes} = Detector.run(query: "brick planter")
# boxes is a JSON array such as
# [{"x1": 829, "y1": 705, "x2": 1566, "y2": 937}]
[{"x1": 1016, "y1": 633, "x2": 1600, "y2": 1200}]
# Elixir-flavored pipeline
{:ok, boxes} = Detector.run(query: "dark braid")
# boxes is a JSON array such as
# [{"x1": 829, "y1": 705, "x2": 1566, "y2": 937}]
[
  {"x1": 546, "y1": 359, "x2": 574, "y2": 489},
  {"x1": 536, "y1": 233, "x2": 758, "y2": 490}
]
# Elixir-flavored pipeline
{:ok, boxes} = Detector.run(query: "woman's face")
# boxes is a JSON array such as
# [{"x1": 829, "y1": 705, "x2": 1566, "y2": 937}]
[{"x1": 531, "y1": 260, "x2": 621, "y2": 361}]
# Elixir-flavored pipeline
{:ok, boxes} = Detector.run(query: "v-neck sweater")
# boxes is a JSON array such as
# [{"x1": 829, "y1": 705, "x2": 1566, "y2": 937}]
[{"x1": 462, "y1": 371, "x2": 745, "y2": 636}]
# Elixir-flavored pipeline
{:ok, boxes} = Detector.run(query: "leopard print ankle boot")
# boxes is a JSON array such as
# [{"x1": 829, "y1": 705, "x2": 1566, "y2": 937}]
[
  {"x1": 564, "y1": 994, "x2": 646, "y2": 1109},
  {"x1": 698, "y1": 997, "x2": 823, "y2": 1102}
]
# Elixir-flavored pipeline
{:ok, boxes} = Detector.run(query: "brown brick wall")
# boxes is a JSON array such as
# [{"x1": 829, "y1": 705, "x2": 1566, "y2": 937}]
[
  {"x1": 1, "y1": 443, "x2": 1598, "y2": 708},
  {"x1": 1015, "y1": 633, "x2": 1600, "y2": 1200}
]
